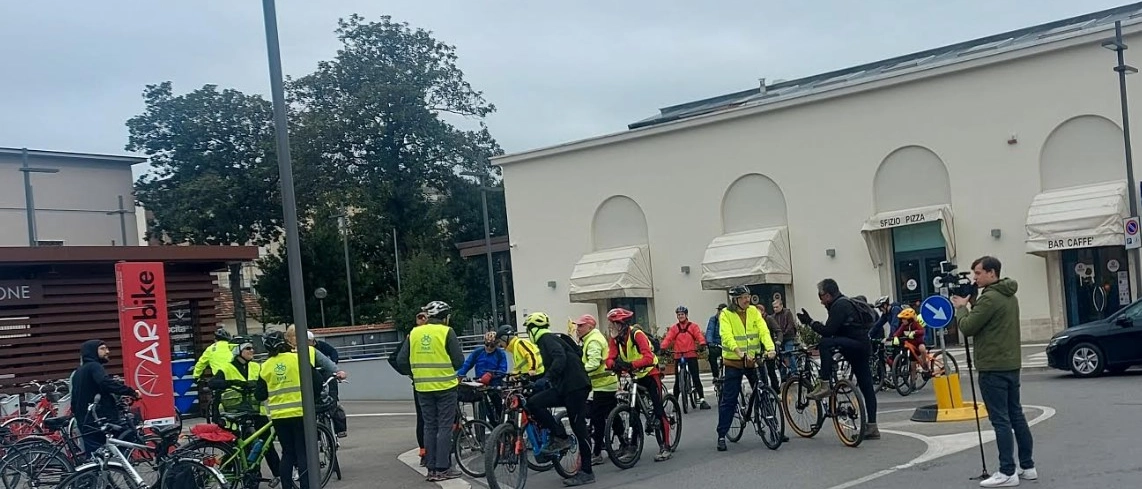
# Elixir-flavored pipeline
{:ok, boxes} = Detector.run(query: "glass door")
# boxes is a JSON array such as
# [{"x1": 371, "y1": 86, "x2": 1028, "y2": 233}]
[{"x1": 1061, "y1": 246, "x2": 1130, "y2": 327}]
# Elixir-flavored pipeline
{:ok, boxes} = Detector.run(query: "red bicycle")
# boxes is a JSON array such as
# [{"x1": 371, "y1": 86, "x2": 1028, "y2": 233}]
[{"x1": 1, "y1": 380, "x2": 70, "y2": 443}]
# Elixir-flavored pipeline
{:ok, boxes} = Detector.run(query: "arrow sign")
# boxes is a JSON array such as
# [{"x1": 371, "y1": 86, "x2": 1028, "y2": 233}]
[{"x1": 919, "y1": 295, "x2": 954, "y2": 329}]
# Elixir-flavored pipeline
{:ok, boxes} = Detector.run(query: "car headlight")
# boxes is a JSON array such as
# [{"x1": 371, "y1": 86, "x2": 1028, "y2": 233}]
[{"x1": 1048, "y1": 335, "x2": 1069, "y2": 347}]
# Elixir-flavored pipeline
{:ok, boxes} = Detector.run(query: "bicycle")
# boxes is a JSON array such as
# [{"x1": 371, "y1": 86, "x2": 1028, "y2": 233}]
[
  {"x1": 315, "y1": 376, "x2": 345, "y2": 482},
  {"x1": 484, "y1": 375, "x2": 580, "y2": 489},
  {"x1": 781, "y1": 346, "x2": 867, "y2": 447},
  {"x1": 666, "y1": 351, "x2": 702, "y2": 414},
  {"x1": 54, "y1": 396, "x2": 227, "y2": 489},
  {"x1": 891, "y1": 338, "x2": 959, "y2": 396},
  {"x1": 743, "y1": 355, "x2": 785, "y2": 450},
  {"x1": 602, "y1": 370, "x2": 681, "y2": 469},
  {"x1": 452, "y1": 380, "x2": 495, "y2": 478}
]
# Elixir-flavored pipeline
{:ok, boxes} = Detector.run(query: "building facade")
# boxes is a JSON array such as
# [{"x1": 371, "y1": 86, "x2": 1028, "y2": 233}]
[
  {"x1": 494, "y1": 5, "x2": 1142, "y2": 342},
  {"x1": 0, "y1": 147, "x2": 146, "y2": 247}
]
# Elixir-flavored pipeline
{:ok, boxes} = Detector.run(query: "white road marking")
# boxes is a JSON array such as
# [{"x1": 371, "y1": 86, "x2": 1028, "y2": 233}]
[
  {"x1": 346, "y1": 412, "x2": 418, "y2": 417},
  {"x1": 399, "y1": 447, "x2": 471, "y2": 489},
  {"x1": 825, "y1": 404, "x2": 1056, "y2": 489}
]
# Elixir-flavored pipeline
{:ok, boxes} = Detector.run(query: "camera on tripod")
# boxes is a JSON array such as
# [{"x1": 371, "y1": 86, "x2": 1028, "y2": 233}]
[{"x1": 934, "y1": 261, "x2": 977, "y2": 298}]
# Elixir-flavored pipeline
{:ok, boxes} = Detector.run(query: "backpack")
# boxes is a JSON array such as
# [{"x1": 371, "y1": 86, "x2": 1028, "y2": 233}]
[
  {"x1": 845, "y1": 297, "x2": 878, "y2": 330},
  {"x1": 630, "y1": 326, "x2": 661, "y2": 354},
  {"x1": 551, "y1": 332, "x2": 583, "y2": 358}
]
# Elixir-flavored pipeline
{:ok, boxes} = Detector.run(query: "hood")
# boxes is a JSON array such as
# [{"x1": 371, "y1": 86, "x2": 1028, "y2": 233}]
[
  {"x1": 987, "y1": 278, "x2": 1018, "y2": 297},
  {"x1": 81, "y1": 339, "x2": 107, "y2": 364}
]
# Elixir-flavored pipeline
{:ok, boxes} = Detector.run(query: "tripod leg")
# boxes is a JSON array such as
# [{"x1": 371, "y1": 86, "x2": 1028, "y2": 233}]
[{"x1": 962, "y1": 333, "x2": 990, "y2": 480}]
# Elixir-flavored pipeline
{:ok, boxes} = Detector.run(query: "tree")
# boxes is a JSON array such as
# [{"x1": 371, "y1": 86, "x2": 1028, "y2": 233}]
[
  {"x1": 384, "y1": 250, "x2": 468, "y2": 335},
  {"x1": 127, "y1": 82, "x2": 283, "y2": 246}
]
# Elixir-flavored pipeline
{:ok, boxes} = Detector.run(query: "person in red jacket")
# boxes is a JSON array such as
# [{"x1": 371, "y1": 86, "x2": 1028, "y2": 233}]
[
  {"x1": 891, "y1": 307, "x2": 929, "y2": 371},
  {"x1": 661, "y1": 306, "x2": 711, "y2": 410},
  {"x1": 604, "y1": 308, "x2": 674, "y2": 462}
]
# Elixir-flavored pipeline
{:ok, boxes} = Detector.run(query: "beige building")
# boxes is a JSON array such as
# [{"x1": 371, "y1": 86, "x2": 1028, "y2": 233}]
[
  {"x1": 494, "y1": 4, "x2": 1142, "y2": 342},
  {"x1": 0, "y1": 147, "x2": 146, "y2": 246}
]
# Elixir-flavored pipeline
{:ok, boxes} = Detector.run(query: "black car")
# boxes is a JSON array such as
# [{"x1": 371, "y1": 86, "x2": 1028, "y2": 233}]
[{"x1": 1046, "y1": 299, "x2": 1142, "y2": 378}]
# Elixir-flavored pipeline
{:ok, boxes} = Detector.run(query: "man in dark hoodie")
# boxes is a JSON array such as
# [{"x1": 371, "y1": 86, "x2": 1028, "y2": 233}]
[
  {"x1": 70, "y1": 339, "x2": 139, "y2": 456},
  {"x1": 953, "y1": 256, "x2": 1035, "y2": 487}
]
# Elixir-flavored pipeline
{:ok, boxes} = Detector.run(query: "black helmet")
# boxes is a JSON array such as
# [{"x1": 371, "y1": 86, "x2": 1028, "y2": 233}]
[
  {"x1": 263, "y1": 331, "x2": 289, "y2": 354},
  {"x1": 215, "y1": 327, "x2": 233, "y2": 342},
  {"x1": 728, "y1": 285, "x2": 750, "y2": 297},
  {"x1": 494, "y1": 325, "x2": 517, "y2": 342},
  {"x1": 675, "y1": 306, "x2": 688, "y2": 314}
]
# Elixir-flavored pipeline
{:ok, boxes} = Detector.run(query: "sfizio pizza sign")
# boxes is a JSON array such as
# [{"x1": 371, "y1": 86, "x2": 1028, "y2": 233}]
[{"x1": 115, "y1": 262, "x2": 177, "y2": 427}]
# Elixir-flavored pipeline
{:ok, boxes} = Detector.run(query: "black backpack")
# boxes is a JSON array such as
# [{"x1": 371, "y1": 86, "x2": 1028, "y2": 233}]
[
  {"x1": 844, "y1": 297, "x2": 878, "y2": 330},
  {"x1": 551, "y1": 332, "x2": 583, "y2": 358},
  {"x1": 629, "y1": 326, "x2": 661, "y2": 355}
]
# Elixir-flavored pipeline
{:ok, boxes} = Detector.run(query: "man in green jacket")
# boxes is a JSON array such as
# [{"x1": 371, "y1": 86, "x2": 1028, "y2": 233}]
[{"x1": 952, "y1": 256, "x2": 1036, "y2": 488}]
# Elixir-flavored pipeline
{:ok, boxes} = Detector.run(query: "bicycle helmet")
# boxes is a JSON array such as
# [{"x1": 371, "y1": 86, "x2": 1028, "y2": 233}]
[
  {"x1": 215, "y1": 327, "x2": 233, "y2": 342},
  {"x1": 874, "y1": 295, "x2": 891, "y2": 308},
  {"x1": 675, "y1": 306, "x2": 688, "y2": 314},
  {"x1": 606, "y1": 308, "x2": 635, "y2": 324},
  {"x1": 421, "y1": 300, "x2": 451, "y2": 319},
  {"x1": 494, "y1": 325, "x2": 517, "y2": 342},
  {"x1": 728, "y1": 285, "x2": 750, "y2": 298},
  {"x1": 262, "y1": 331, "x2": 289, "y2": 354},
  {"x1": 897, "y1": 307, "x2": 917, "y2": 320},
  {"x1": 523, "y1": 312, "x2": 551, "y2": 329}
]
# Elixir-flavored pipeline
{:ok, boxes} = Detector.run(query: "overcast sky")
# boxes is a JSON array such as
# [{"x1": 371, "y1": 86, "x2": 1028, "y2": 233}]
[{"x1": 0, "y1": 0, "x2": 1130, "y2": 178}]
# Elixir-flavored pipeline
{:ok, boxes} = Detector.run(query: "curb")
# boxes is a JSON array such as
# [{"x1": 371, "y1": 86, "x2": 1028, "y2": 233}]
[{"x1": 397, "y1": 447, "x2": 470, "y2": 489}]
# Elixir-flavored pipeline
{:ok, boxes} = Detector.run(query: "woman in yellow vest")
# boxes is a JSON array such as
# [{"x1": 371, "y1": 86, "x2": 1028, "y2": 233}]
[
  {"x1": 255, "y1": 331, "x2": 310, "y2": 489},
  {"x1": 208, "y1": 340, "x2": 281, "y2": 485},
  {"x1": 715, "y1": 285, "x2": 776, "y2": 452},
  {"x1": 395, "y1": 300, "x2": 465, "y2": 482},
  {"x1": 572, "y1": 313, "x2": 618, "y2": 467}
]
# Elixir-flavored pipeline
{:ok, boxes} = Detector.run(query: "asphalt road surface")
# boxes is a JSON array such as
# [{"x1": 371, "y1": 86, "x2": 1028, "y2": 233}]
[{"x1": 330, "y1": 367, "x2": 1139, "y2": 488}]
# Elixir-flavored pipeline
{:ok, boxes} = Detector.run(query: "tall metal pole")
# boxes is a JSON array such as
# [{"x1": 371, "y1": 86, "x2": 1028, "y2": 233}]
[
  {"x1": 22, "y1": 149, "x2": 37, "y2": 246},
  {"x1": 1108, "y1": 20, "x2": 1142, "y2": 300},
  {"x1": 260, "y1": 2, "x2": 320, "y2": 488},
  {"x1": 480, "y1": 185, "x2": 498, "y2": 326},
  {"x1": 106, "y1": 195, "x2": 131, "y2": 246},
  {"x1": 393, "y1": 227, "x2": 402, "y2": 297},
  {"x1": 339, "y1": 214, "x2": 356, "y2": 325}
]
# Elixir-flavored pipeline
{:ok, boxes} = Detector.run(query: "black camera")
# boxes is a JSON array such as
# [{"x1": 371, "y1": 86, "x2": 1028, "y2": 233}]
[{"x1": 935, "y1": 261, "x2": 977, "y2": 298}]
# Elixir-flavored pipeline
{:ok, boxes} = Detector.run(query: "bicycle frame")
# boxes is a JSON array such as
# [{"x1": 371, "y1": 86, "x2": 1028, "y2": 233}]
[{"x1": 218, "y1": 414, "x2": 277, "y2": 474}]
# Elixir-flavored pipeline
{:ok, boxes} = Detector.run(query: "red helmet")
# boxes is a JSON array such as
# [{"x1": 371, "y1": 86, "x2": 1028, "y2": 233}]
[{"x1": 606, "y1": 308, "x2": 635, "y2": 324}]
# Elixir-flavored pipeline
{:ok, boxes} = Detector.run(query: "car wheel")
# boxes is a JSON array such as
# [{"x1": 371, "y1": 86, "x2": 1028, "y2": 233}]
[{"x1": 1068, "y1": 342, "x2": 1105, "y2": 378}]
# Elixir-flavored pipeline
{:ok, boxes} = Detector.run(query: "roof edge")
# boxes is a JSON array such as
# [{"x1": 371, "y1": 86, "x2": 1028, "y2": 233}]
[{"x1": 0, "y1": 147, "x2": 147, "y2": 165}]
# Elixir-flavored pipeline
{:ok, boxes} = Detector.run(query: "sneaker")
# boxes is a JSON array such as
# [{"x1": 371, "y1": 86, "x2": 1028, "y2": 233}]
[
  {"x1": 807, "y1": 383, "x2": 833, "y2": 400},
  {"x1": 591, "y1": 454, "x2": 606, "y2": 466},
  {"x1": 979, "y1": 472, "x2": 1019, "y2": 487},
  {"x1": 268, "y1": 478, "x2": 281, "y2": 488},
  {"x1": 864, "y1": 423, "x2": 881, "y2": 440},
  {"x1": 425, "y1": 471, "x2": 440, "y2": 482},
  {"x1": 562, "y1": 472, "x2": 596, "y2": 486},
  {"x1": 337, "y1": 431, "x2": 347, "y2": 438},
  {"x1": 717, "y1": 437, "x2": 727, "y2": 452},
  {"x1": 1017, "y1": 468, "x2": 1037, "y2": 480},
  {"x1": 419, "y1": 456, "x2": 427, "y2": 467},
  {"x1": 438, "y1": 468, "x2": 463, "y2": 480},
  {"x1": 654, "y1": 449, "x2": 672, "y2": 462},
  {"x1": 699, "y1": 399, "x2": 711, "y2": 410},
  {"x1": 543, "y1": 436, "x2": 574, "y2": 456}
]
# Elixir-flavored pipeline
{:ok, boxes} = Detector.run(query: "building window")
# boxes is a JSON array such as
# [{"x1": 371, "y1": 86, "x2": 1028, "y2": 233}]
[{"x1": 608, "y1": 298, "x2": 652, "y2": 330}]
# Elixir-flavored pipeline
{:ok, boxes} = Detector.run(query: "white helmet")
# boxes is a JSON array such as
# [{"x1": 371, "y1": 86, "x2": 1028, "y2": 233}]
[
  {"x1": 874, "y1": 295, "x2": 891, "y2": 308},
  {"x1": 422, "y1": 300, "x2": 452, "y2": 319}
]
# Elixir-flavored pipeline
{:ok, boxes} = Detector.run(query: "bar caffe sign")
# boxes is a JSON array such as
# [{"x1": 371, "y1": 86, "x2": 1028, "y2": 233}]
[{"x1": 0, "y1": 281, "x2": 43, "y2": 306}]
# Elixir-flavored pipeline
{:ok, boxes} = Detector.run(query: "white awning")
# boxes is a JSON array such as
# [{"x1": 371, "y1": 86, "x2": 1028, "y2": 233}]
[
  {"x1": 700, "y1": 226, "x2": 792, "y2": 289},
  {"x1": 568, "y1": 245, "x2": 653, "y2": 302},
  {"x1": 860, "y1": 204, "x2": 955, "y2": 266},
  {"x1": 1025, "y1": 180, "x2": 1128, "y2": 255}
]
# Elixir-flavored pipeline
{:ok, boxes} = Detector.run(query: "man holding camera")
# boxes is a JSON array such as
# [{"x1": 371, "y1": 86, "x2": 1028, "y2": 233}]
[{"x1": 952, "y1": 256, "x2": 1036, "y2": 487}]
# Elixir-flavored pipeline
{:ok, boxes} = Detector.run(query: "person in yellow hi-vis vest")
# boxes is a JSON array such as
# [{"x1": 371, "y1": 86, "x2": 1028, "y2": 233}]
[
  {"x1": 209, "y1": 340, "x2": 281, "y2": 485},
  {"x1": 715, "y1": 285, "x2": 776, "y2": 452},
  {"x1": 193, "y1": 327, "x2": 235, "y2": 378},
  {"x1": 255, "y1": 331, "x2": 310, "y2": 489},
  {"x1": 572, "y1": 313, "x2": 618, "y2": 467},
  {"x1": 396, "y1": 300, "x2": 465, "y2": 482}
]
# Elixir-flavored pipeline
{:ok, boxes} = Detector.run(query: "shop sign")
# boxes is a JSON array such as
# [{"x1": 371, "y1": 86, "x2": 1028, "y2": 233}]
[
  {"x1": 0, "y1": 281, "x2": 43, "y2": 306},
  {"x1": 1046, "y1": 236, "x2": 1097, "y2": 250}
]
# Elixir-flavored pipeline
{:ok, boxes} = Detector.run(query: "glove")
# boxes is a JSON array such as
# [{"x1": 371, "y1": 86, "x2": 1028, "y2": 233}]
[
  {"x1": 796, "y1": 308, "x2": 813, "y2": 326},
  {"x1": 613, "y1": 358, "x2": 632, "y2": 372},
  {"x1": 479, "y1": 372, "x2": 494, "y2": 385},
  {"x1": 892, "y1": 337, "x2": 900, "y2": 346}
]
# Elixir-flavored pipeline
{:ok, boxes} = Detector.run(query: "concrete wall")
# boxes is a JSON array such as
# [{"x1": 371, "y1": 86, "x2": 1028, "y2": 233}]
[
  {"x1": 337, "y1": 357, "x2": 415, "y2": 401},
  {"x1": 497, "y1": 29, "x2": 1142, "y2": 343}
]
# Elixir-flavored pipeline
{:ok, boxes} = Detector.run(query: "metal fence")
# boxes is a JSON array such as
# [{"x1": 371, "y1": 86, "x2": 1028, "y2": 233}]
[{"x1": 337, "y1": 334, "x2": 489, "y2": 362}]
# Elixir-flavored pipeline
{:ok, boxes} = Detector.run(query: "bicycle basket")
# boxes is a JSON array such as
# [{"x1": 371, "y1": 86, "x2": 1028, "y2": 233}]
[{"x1": 457, "y1": 382, "x2": 483, "y2": 404}]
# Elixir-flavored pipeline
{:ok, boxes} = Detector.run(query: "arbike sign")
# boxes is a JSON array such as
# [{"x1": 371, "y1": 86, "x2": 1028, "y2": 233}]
[{"x1": 115, "y1": 262, "x2": 177, "y2": 427}]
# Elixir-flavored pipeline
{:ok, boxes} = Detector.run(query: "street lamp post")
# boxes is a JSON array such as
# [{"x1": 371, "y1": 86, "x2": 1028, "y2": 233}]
[
  {"x1": 260, "y1": 2, "x2": 321, "y2": 488},
  {"x1": 315, "y1": 287, "x2": 328, "y2": 328},
  {"x1": 1103, "y1": 20, "x2": 1142, "y2": 300},
  {"x1": 335, "y1": 210, "x2": 356, "y2": 326},
  {"x1": 461, "y1": 171, "x2": 504, "y2": 328},
  {"x1": 18, "y1": 148, "x2": 59, "y2": 246},
  {"x1": 106, "y1": 195, "x2": 131, "y2": 246}
]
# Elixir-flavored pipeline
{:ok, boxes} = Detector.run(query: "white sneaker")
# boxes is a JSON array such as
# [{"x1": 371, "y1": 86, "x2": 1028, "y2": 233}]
[
  {"x1": 980, "y1": 472, "x2": 1020, "y2": 487},
  {"x1": 1017, "y1": 467, "x2": 1038, "y2": 480}
]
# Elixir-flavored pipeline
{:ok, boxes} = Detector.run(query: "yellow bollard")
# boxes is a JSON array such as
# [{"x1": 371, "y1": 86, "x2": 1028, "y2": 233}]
[{"x1": 912, "y1": 371, "x2": 988, "y2": 422}]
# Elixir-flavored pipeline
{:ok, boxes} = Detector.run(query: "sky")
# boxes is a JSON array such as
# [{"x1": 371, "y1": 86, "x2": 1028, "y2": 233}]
[{"x1": 0, "y1": 0, "x2": 1132, "y2": 179}]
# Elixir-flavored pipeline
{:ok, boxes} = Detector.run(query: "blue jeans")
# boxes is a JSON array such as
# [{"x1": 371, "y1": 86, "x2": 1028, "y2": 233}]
[
  {"x1": 716, "y1": 365, "x2": 758, "y2": 438},
  {"x1": 782, "y1": 340, "x2": 798, "y2": 374},
  {"x1": 978, "y1": 370, "x2": 1034, "y2": 476}
]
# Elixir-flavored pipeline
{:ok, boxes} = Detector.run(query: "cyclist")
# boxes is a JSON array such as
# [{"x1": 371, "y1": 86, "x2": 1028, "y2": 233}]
[
  {"x1": 770, "y1": 298, "x2": 799, "y2": 376},
  {"x1": 891, "y1": 307, "x2": 929, "y2": 372},
  {"x1": 208, "y1": 339, "x2": 281, "y2": 486},
  {"x1": 193, "y1": 326, "x2": 236, "y2": 378},
  {"x1": 256, "y1": 331, "x2": 311, "y2": 489},
  {"x1": 456, "y1": 330, "x2": 509, "y2": 423},
  {"x1": 494, "y1": 325, "x2": 545, "y2": 376},
  {"x1": 522, "y1": 312, "x2": 594, "y2": 486},
  {"x1": 872, "y1": 296, "x2": 904, "y2": 340},
  {"x1": 604, "y1": 307, "x2": 673, "y2": 462},
  {"x1": 572, "y1": 313, "x2": 617, "y2": 467},
  {"x1": 716, "y1": 285, "x2": 777, "y2": 452},
  {"x1": 661, "y1": 306, "x2": 711, "y2": 410},
  {"x1": 705, "y1": 304, "x2": 727, "y2": 380}
]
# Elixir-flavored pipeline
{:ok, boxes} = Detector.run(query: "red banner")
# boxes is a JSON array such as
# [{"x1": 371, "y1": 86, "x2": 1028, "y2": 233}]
[{"x1": 115, "y1": 262, "x2": 177, "y2": 427}]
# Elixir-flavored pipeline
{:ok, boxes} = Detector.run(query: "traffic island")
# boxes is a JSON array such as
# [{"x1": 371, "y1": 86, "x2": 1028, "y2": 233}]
[{"x1": 910, "y1": 372, "x2": 989, "y2": 422}]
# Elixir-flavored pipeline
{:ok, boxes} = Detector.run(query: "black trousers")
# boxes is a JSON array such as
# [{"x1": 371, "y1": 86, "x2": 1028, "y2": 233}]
[
  {"x1": 588, "y1": 390, "x2": 618, "y2": 457},
  {"x1": 707, "y1": 347, "x2": 722, "y2": 379},
  {"x1": 818, "y1": 336, "x2": 878, "y2": 424},
  {"x1": 672, "y1": 357, "x2": 706, "y2": 399},
  {"x1": 273, "y1": 417, "x2": 308, "y2": 489},
  {"x1": 528, "y1": 386, "x2": 594, "y2": 475}
]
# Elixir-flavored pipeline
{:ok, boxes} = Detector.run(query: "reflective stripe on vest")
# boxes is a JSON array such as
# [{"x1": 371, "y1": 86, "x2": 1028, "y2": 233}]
[
  {"x1": 260, "y1": 352, "x2": 303, "y2": 419},
  {"x1": 620, "y1": 330, "x2": 658, "y2": 379},
  {"x1": 409, "y1": 324, "x2": 460, "y2": 392},
  {"x1": 582, "y1": 329, "x2": 618, "y2": 390},
  {"x1": 720, "y1": 306, "x2": 763, "y2": 361},
  {"x1": 508, "y1": 338, "x2": 545, "y2": 375}
]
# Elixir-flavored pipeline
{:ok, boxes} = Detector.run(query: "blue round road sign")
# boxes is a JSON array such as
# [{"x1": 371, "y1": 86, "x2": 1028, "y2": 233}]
[
  {"x1": 919, "y1": 295, "x2": 954, "y2": 329},
  {"x1": 1128, "y1": 220, "x2": 1139, "y2": 235}
]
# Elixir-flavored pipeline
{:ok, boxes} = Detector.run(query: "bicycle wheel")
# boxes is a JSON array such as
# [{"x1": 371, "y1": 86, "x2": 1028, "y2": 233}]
[
  {"x1": 662, "y1": 394, "x2": 682, "y2": 452},
  {"x1": 831, "y1": 379, "x2": 866, "y2": 448},
  {"x1": 485, "y1": 423, "x2": 526, "y2": 489},
  {"x1": 680, "y1": 368, "x2": 691, "y2": 414},
  {"x1": 727, "y1": 387, "x2": 746, "y2": 443},
  {"x1": 893, "y1": 351, "x2": 916, "y2": 396},
  {"x1": 56, "y1": 463, "x2": 134, "y2": 488},
  {"x1": 603, "y1": 404, "x2": 643, "y2": 470},
  {"x1": 931, "y1": 350, "x2": 960, "y2": 377},
  {"x1": 780, "y1": 377, "x2": 823, "y2": 438},
  {"x1": 454, "y1": 419, "x2": 493, "y2": 478},
  {"x1": 176, "y1": 438, "x2": 244, "y2": 485},
  {"x1": 0, "y1": 440, "x2": 73, "y2": 488},
  {"x1": 315, "y1": 422, "x2": 337, "y2": 488},
  {"x1": 752, "y1": 386, "x2": 784, "y2": 450},
  {"x1": 161, "y1": 458, "x2": 228, "y2": 489}
]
